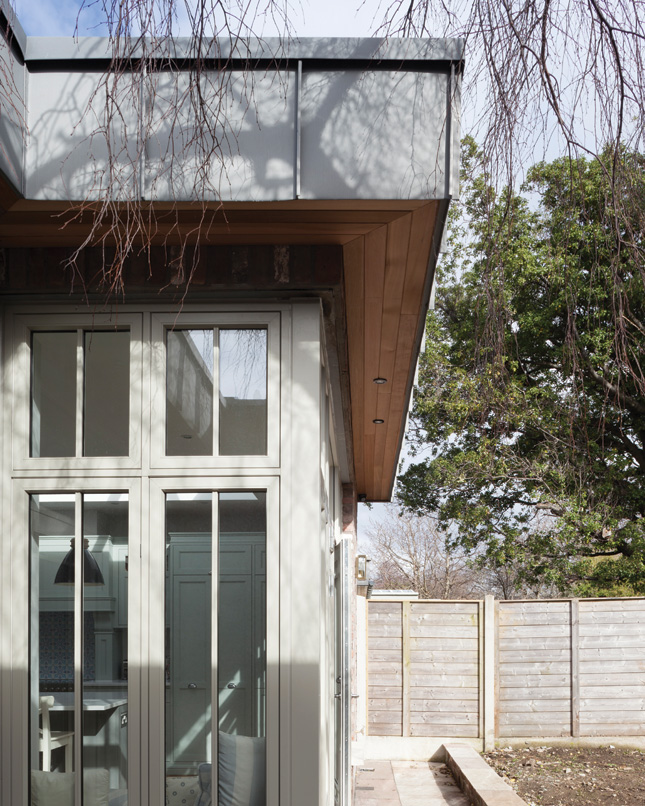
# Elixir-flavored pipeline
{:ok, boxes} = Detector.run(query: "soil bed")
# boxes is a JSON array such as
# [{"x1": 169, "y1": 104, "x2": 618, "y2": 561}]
[{"x1": 483, "y1": 745, "x2": 645, "y2": 806}]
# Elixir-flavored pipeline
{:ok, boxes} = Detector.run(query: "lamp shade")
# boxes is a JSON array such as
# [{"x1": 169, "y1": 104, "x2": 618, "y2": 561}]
[{"x1": 54, "y1": 539, "x2": 105, "y2": 586}]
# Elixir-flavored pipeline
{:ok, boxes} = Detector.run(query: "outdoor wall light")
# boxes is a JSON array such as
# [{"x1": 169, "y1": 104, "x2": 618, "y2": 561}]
[
  {"x1": 356, "y1": 554, "x2": 369, "y2": 580},
  {"x1": 54, "y1": 538, "x2": 105, "y2": 586},
  {"x1": 373, "y1": 419, "x2": 384, "y2": 424}
]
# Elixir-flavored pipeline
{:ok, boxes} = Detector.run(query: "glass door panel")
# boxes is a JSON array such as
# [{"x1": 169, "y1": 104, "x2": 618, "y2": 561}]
[
  {"x1": 82, "y1": 494, "x2": 129, "y2": 802},
  {"x1": 164, "y1": 490, "x2": 266, "y2": 805},
  {"x1": 165, "y1": 493, "x2": 213, "y2": 772},
  {"x1": 29, "y1": 493, "x2": 129, "y2": 806},
  {"x1": 30, "y1": 494, "x2": 76, "y2": 806}
]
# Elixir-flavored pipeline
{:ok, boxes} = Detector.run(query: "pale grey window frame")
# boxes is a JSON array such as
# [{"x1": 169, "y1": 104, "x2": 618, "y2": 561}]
[
  {"x1": 150, "y1": 312, "x2": 281, "y2": 470},
  {"x1": 147, "y1": 476, "x2": 280, "y2": 806},
  {"x1": 10, "y1": 313, "x2": 143, "y2": 472},
  {"x1": 8, "y1": 476, "x2": 142, "y2": 806},
  {"x1": 3, "y1": 305, "x2": 288, "y2": 806}
]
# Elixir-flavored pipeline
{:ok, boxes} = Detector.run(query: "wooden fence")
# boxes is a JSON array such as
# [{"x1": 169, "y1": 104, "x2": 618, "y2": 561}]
[{"x1": 366, "y1": 596, "x2": 645, "y2": 742}]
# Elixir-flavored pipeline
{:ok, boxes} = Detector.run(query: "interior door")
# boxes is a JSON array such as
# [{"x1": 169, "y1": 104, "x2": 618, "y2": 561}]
[
  {"x1": 164, "y1": 494, "x2": 268, "y2": 793},
  {"x1": 167, "y1": 536, "x2": 212, "y2": 769}
]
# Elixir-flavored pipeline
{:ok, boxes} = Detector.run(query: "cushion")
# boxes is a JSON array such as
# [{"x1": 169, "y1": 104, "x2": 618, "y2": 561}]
[
  {"x1": 165, "y1": 775, "x2": 200, "y2": 806},
  {"x1": 31, "y1": 769, "x2": 109, "y2": 806},
  {"x1": 195, "y1": 732, "x2": 265, "y2": 806},
  {"x1": 108, "y1": 790, "x2": 129, "y2": 806}
]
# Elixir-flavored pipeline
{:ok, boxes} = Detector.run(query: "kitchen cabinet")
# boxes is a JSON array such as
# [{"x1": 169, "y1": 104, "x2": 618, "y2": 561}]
[{"x1": 165, "y1": 532, "x2": 265, "y2": 774}]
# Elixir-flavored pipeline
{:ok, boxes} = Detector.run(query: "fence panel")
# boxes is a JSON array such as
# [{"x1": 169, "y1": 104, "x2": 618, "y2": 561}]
[
  {"x1": 579, "y1": 599, "x2": 645, "y2": 736},
  {"x1": 408, "y1": 601, "x2": 480, "y2": 737},
  {"x1": 367, "y1": 601, "x2": 403, "y2": 735},
  {"x1": 497, "y1": 601, "x2": 572, "y2": 737},
  {"x1": 365, "y1": 596, "x2": 645, "y2": 741}
]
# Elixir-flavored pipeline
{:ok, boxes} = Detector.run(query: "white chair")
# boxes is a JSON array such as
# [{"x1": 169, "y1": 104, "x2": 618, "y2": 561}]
[{"x1": 39, "y1": 695, "x2": 74, "y2": 772}]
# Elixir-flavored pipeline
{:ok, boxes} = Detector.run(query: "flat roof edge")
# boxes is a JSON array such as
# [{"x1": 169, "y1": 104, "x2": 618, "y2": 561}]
[
  {"x1": 19, "y1": 33, "x2": 463, "y2": 65},
  {"x1": 0, "y1": 0, "x2": 27, "y2": 58}
]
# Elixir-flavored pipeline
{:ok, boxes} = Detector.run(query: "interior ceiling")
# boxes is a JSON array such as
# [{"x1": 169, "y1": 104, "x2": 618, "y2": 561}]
[{"x1": 0, "y1": 184, "x2": 443, "y2": 502}]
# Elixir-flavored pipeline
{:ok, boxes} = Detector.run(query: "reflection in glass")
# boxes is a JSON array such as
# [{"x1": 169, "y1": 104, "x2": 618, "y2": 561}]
[
  {"x1": 31, "y1": 332, "x2": 77, "y2": 457},
  {"x1": 218, "y1": 492, "x2": 266, "y2": 804},
  {"x1": 219, "y1": 330, "x2": 267, "y2": 455},
  {"x1": 165, "y1": 493, "x2": 212, "y2": 773},
  {"x1": 84, "y1": 332, "x2": 130, "y2": 457},
  {"x1": 29, "y1": 493, "x2": 129, "y2": 806},
  {"x1": 164, "y1": 491, "x2": 266, "y2": 804},
  {"x1": 83, "y1": 494, "x2": 129, "y2": 804},
  {"x1": 30, "y1": 494, "x2": 75, "y2": 806},
  {"x1": 218, "y1": 492, "x2": 266, "y2": 735},
  {"x1": 167, "y1": 331, "x2": 214, "y2": 456}
]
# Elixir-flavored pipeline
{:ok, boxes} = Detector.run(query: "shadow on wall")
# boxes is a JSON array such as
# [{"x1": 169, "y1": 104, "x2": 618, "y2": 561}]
[{"x1": 21, "y1": 39, "x2": 453, "y2": 204}]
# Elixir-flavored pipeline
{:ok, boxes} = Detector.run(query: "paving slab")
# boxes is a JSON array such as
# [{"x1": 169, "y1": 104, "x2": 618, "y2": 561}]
[{"x1": 355, "y1": 760, "x2": 472, "y2": 806}]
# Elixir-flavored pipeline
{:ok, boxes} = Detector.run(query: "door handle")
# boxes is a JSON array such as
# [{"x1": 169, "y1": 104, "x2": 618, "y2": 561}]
[
  {"x1": 227, "y1": 683, "x2": 238, "y2": 689},
  {"x1": 188, "y1": 683, "x2": 197, "y2": 689}
]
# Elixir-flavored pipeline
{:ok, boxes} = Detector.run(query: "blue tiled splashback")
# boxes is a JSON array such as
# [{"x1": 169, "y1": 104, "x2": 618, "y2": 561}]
[{"x1": 39, "y1": 612, "x2": 96, "y2": 680}]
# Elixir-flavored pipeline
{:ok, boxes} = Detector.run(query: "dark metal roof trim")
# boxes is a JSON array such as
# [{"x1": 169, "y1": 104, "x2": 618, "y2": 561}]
[{"x1": 18, "y1": 32, "x2": 463, "y2": 67}]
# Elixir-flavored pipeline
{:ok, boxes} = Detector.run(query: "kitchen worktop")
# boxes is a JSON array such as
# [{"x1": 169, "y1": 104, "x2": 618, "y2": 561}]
[{"x1": 43, "y1": 691, "x2": 128, "y2": 711}]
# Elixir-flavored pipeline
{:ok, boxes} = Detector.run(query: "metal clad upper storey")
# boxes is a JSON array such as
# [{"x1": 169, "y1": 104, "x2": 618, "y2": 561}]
[{"x1": 0, "y1": 21, "x2": 462, "y2": 204}]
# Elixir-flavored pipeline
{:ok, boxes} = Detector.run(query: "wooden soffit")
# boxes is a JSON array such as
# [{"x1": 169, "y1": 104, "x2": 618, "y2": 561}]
[{"x1": 0, "y1": 192, "x2": 446, "y2": 502}]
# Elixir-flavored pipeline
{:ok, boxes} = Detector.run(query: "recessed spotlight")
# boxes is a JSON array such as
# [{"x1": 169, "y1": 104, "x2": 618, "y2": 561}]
[
  {"x1": 373, "y1": 377, "x2": 387, "y2": 384},
  {"x1": 373, "y1": 419, "x2": 384, "y2": 424}
]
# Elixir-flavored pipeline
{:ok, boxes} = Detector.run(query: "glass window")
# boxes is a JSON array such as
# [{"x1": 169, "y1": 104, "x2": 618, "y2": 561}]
[
  {"x1": 30, "y1": 331, "x2": 130, "y2": 458},
  {"x1": 31, "y1": 333, "x2": 77, "y2": 457},
  {"x1": 166, "y1": 331, "x2": 214, "y2": 456},
  {"x1": 29, "y1": 493, "x2": 129, "y2": 806},
  {"x1": 165, "y1": 327, "x2": 268, "y2": 457},
  {"x1": 219, "y1": 330, "x2": 267, "y2": 456},
  {"x1": 84, "y1": 332, "x2": 130, "y2": 457}
]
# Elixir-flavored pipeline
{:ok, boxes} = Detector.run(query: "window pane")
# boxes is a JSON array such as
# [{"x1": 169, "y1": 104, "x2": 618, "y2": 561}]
[
  {"x1": 165, "y1": 493, "x2": 213, "y2": 775},
  {"x1": 167, "y1": 331, "x2": 213, "y2": 456},
  {"x1": 29, "y1": 493, "x2": 130, "y2": 806},
  {"x1": 84, "y1": 332, "x2": 130, "y2": 456},
  {"x1": 219, "y1": 330, "x2": 267, "y2": 455},
  {"x1": 30, "y1": 494, "x2": 75, "y2": 806},
  {"x1": 31, "y1": 332, "x2": 77, "y2": 457},
  {"x1": 219, "y1": 492, "x2": 266, "y2": 801},
  {"x1": 83, "y1": 494, "x2": 129, "y2": 803}
]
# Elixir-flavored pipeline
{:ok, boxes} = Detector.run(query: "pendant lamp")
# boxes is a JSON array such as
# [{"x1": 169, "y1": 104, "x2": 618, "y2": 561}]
[{"x1": 54, "y1": 538, "x2": 105, "y2": 586}]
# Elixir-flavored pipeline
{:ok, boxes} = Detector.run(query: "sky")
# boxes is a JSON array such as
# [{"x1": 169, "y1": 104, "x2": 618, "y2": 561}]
[{"x1": 13, "y1": 0, "x2": 382, "y2": 38}]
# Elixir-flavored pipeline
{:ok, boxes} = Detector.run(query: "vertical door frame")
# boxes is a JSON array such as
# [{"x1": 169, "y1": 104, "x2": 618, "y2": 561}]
[
  {"x1": 7, "y1": 476, "x2": 142, "y2": 806},
  {"x1": 148, "y1": 475, "x2": 280, "y2": 806}
]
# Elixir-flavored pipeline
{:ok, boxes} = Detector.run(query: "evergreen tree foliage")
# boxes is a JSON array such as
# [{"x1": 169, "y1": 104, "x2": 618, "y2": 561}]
[{"x1": 399, "y1": 139, "x2": 645, "y2": 596}]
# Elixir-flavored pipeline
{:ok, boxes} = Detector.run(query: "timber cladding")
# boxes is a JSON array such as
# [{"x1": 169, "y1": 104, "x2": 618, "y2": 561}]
[{"x1": 366, "y1": 597, "x2": 645, "y2": 741}]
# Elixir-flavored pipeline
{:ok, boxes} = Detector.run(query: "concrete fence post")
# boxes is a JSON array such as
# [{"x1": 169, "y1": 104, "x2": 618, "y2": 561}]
[{"x1": 483, "y1": 594, "x2": 496, "y2": 751}]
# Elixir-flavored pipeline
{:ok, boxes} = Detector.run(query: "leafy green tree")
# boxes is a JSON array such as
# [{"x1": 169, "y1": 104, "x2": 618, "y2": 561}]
[{"x1": 398, "y1": 140, "x2": 645, "y2": 596}]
